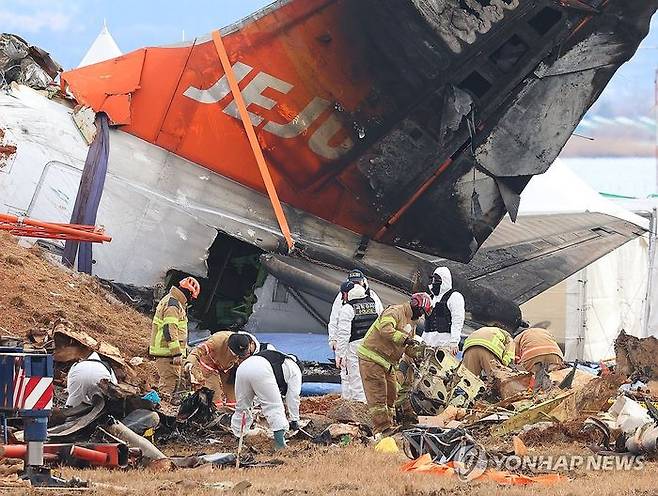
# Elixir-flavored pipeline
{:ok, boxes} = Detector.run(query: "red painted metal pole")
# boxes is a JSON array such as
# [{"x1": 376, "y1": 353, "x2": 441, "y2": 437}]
[
  {"x1": 69, "y1": 445, "x2": 108, "y2": 464},
  {"x1": 0, "y1": 444, "x2": 25, "y2": 458},
  {"x1": 0, "y1": 213, "x2": 111, "y2": 243}
]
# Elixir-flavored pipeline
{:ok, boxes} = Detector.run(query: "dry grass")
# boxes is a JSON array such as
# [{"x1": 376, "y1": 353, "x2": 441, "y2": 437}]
[
  {"x1": 3, "y1": 443, "x2": 658, "y2": 495},
  {"x1": 0, "y1": 232, "x2": 151, "y2": 358}
]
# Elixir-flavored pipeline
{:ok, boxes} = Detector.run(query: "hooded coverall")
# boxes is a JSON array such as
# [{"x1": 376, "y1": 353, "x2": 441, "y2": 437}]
[
  {"x1": 422, "y1": 267, "x2": 465, "y2": 350},
  {"x1": 231, "y1": 353, "x2": 302, "y2": 435},
  {"x1": 514, "y1": 327, "x2": 564, "y2": 373},
  {"x1": 328, "y1": 280, "x2": 383, "y2": 398},
  {"x1": 185, "y1": 331, "x2": 254, "y2": 403},
  {"x1": 357, "y1": 302, "x2": 416, "y2": 433},
  {"x1": 462, "y1": 327, "x2": 515, "y2": 377},
  {"x1": 149, "y1": 286, "x2": 188, "y2": 399},
  {"x1": 66, "y1": 352, "x2": 118, "y2": 408},
  {"x1": 335, "y1": 287, "x2": 381, "y2": 402}
]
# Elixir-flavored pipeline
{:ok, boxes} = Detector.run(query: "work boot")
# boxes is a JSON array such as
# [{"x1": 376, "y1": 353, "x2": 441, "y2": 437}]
[
  {"x1": 273, "y1": 429, "x2": 287, "y2": 451},
  {"x1": 370, "y1": 408, "x2": 393, "y2": 435},
  {"x1": 396, "y1": 399, "x2": 418, "y2": 428}
]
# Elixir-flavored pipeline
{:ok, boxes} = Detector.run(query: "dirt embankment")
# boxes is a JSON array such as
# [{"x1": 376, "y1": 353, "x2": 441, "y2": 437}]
[{"x1": 0, "y1": 233, "x2": 151, "y2": 358}]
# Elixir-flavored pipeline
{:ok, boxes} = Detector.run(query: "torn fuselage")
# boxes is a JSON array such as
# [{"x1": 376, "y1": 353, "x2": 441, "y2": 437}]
[{"x1": 60, "y1": 0, "x2": 658, "y2": 263}]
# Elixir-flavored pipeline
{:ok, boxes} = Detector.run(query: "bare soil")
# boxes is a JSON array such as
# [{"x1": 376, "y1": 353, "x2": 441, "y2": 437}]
[{"x1": 0, "y1": 233, "x2": 151, "y2": 358}]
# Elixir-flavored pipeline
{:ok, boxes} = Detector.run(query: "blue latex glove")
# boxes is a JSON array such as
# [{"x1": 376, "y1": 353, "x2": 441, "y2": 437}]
[
  {"x1": 273, "y1": 429, "x2": 286, "y2": 450},
  {"x1": 142, "y1": 390, "x2": 161, "y2": 405}
]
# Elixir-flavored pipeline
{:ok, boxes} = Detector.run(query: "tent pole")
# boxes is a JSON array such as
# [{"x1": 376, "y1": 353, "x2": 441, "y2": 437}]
[{"x1": 643, "y1": 208, "x2": 657, "y2": 337}]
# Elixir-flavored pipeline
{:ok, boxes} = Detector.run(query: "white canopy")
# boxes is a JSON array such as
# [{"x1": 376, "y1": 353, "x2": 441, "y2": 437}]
[
  {"x1": 78, "y1": 23, "x2": 122, "y2": 68},
  {"x1": 519, "y1": 158, "x2": 648, "y2": 229}
]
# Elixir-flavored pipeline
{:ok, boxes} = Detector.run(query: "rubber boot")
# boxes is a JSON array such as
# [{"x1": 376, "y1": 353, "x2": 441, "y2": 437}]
[{"x1": 273, "y1": 430, "x2": 286, "y2": 451}]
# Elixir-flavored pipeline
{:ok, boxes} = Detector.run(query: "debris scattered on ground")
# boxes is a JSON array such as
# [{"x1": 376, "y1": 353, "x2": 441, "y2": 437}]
[
  {"x1": 5, "y1": 230, "x2": 658, "y2": 491},
  {"x1": 615, "y1": 331, "x2": 658, "y2": 380},
  {"x1": 401, "y1": 453, "x2": 565, "y2": 486}
]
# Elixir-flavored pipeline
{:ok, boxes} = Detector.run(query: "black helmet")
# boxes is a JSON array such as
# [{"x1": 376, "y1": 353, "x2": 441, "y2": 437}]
[
  {"x1": 228, "y1": 333, "x2": 252, "y2": 357},
  {"x1": 347, "y1": 269, "x2": 365, "y2": 283},
  {"x1": 340, "y1": 281, "x2": 355, "y2": 293}
]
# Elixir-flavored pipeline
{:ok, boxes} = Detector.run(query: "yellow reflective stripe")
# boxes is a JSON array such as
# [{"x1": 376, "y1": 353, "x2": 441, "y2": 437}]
[
  {"x1": 357, "y1": 344, "x2": 393, "y2": 370},
  {"x1": 502, "y1": 349, "x2": 514, "y2": 366},
  {"x1": 464, "y1": 337, "x2": 505, "y2": 361},
  {"x1": 392, "y1": 331, "x2": 407, "y2": 344}
]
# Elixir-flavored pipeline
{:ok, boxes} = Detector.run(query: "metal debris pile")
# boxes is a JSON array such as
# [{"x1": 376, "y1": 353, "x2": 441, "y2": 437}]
[
  {"x1": 394, "y1": 332, "x2": 658, "y2": 485},
  {"x1": 0, "y1": 34, "x2": 60, "y2": 90}
]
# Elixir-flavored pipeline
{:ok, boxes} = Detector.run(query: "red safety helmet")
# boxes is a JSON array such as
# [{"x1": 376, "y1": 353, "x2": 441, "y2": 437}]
[
  {"x1": 179, "y1": 277, "x2": 201, "y2": 299},
  {"x1": 410, "y1": 292, "x2": 432, "y2": 317}
]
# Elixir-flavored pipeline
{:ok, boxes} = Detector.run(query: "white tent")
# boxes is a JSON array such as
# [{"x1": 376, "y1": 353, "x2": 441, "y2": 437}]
[
  {"x1": 78, "y1": 23, "x2": 122, "y2": 68},
  {"x1": 519, "y1": 160, "x2": 651, "y2": 361}
]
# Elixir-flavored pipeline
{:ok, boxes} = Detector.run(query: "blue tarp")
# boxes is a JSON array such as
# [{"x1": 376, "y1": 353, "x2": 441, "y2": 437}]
[{"x1": 254, "y1": 332, "x2": 332, "y2": 362}]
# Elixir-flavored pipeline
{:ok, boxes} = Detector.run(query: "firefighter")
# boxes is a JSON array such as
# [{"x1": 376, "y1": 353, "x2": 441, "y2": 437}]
[
  {"x1": 514, "y1": 325, "x2": 564, "y2": 374},
  {"x1": 184, "y1": 331, "x2": 257, "y2": 404},
  {"x1": 461, "y1": 326, "x2": 516, "y2": 377},
  {"x1": 149, "y1": 277, "x2": 200, "y2": 401},
  {"x1": 422, "y1": 267, "x2": 465, "y2": 355},
  {"x1": 335, "y1": 283, "x2": 381, "y2": 402},
  {"x1": 231, "y1": 350, "x2": 302, "y2": 450},
  {"x1": 357, "y1": 293, "x2": 432, "y2": 434}
]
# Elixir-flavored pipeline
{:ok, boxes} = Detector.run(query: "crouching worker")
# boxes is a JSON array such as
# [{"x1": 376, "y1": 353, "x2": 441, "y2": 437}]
[
  {"x1": 357, "y1": 293, "x2": 432, "y2": 435},
  {"x1": 335, "y1": 283, "x2": 381, "y2": 402},
  {"x1": 231, "y1": 350, "x2": 302, "y2": 450},
  {"x1": 514, "y1": 325, "x2": 564, "y2": 374},
  {"x1": 184, "y1": 331, "x2": 257, "y2": 404},
  {"x1": 65, "y1": 352, "x2": 159, "y2": 436},
  {"x1": 462, "y1": 326, "x2": 515, "y2": 377},
  {"x1": 66, "y1": 351, "x2": 118, "y2": 408}
]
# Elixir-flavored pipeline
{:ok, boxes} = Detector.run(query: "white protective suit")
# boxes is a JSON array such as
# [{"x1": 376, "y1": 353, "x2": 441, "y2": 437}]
[
  {"x1": 422, "y1": 267, "x2": 465, "y2": 349},
  {"x1": 65, "y1": 352, "x2": 118, "y2": 408},
  {"x1": 328, "y1": 278, "x2": 383, "y2": 397},
  {"x1": 231, "y1": 354, "x2": 302, "y2": 435},
  {"x1": 335, "y1": 285, "x2": 381, "y2": 402}
]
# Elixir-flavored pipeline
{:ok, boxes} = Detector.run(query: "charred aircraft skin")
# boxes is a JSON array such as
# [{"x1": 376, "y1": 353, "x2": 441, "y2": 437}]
[
  {"x1": 348, "y1": 0, "x2": 658, "y2": 261},
  {"x1": 61, "y1": 0, "x2": 658, "y2": 267}
]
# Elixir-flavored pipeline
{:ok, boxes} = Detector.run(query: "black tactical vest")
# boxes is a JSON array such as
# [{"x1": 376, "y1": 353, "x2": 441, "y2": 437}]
[
  {"x1": 349, "y1": 295, "x2": 379, "y2": 342},
  {"x1": 425, "y1": 289, "x2": 455, "y2": 334},
  {"x1": 258, "y1": 350, "x2": 290, "y2": 396}
]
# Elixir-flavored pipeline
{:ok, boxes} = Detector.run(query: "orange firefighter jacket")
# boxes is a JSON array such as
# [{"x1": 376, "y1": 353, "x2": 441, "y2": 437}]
[
  {"x1": 191, "y1": 331, "x2": 243, "y2": 374},
  {"x1": 514, "y1": 328, "x2": 563, "y2": 364}
]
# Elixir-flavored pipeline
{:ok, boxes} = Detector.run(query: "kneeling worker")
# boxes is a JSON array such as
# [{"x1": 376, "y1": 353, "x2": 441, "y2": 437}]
[
  {"x1": 357, "y1": 293, "x2": 432, "y2": 434},
  {"x1": 231, "y1": 350, "x2": 302, "y2": 450},
  {"x1": 335, "y1": 283, "x2": 381, "y2": 402},
  {"x1": 185, "y1": 331, "x2": 257, "y2": 404},
  {"x1": 462, "y1": 325, "x2": 515, "y2": 377},
  {"x1": 514, "y1": 325, "x2": 564, "y2": 374}
]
